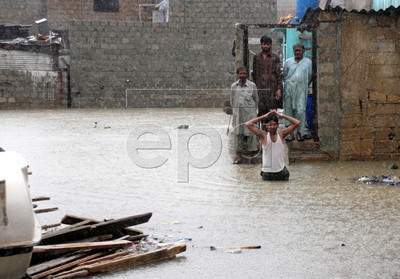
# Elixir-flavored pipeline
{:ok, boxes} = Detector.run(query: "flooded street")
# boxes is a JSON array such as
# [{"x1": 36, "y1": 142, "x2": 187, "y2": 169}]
[{"x1": 1, "y1": 109, "x2": 400, "y2": 279}]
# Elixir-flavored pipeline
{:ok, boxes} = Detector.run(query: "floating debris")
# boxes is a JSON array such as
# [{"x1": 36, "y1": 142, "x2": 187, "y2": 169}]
[
  {"x1": 389, "y1": 163, "x2": 399, "y2": 170},
  {"x1": 177, "y1": 125, "x2": 189, "y2": 129},
  {"x1": 356, "y1": 176, "x2": 400, "y2": 186},
  {"x1": 30, "y1": 205, "x2": 187, "y2": 278}
]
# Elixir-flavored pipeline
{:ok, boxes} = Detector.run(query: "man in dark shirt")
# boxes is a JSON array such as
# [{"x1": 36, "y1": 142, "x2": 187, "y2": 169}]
[{"x1": 252, "y1": 35, "x2": 283, "y2": 117}]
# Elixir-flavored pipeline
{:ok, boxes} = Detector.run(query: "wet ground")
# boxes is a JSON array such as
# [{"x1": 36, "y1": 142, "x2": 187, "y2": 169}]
[{"x1": 1, "y1": 109, "x2": 400, "y2": 279}]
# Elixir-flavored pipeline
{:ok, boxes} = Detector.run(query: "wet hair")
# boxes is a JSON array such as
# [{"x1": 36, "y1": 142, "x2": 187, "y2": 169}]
[
  {"x1": 236, "y1": 66, "x2": 247, "y2": 74},
  {"x1": 293, "y1": 43, "x2": 305, "y2": 50},
  {"x1": 260, "y1": 35, "x2": 272, "y2": 44},
  {"x1": 266, "y1": 114, "x2": 279, "y2": 124}
]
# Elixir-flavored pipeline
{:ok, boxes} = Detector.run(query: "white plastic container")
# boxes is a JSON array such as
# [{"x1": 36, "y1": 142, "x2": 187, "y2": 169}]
[{"x1": 0, "y1": 152, "x2": 41, "y2": 279}]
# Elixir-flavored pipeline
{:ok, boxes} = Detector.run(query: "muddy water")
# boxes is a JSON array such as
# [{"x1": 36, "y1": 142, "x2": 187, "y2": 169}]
[{"x1": 1, "y1": 109, "x2": 400, "y2": 279}]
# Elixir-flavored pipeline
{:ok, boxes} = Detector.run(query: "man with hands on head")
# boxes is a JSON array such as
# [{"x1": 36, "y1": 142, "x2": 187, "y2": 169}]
[{"x1": 245, "y1": 110, "x2": 300, "y2": 181}]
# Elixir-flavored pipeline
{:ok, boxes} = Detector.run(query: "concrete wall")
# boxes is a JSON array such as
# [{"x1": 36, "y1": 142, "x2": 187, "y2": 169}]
[
  {"x1": 46, "y1": 0, "x2": 277, "y2": 108},
  {"x1": 316, "y1": 10, "x2": 400, "y2": 160}
]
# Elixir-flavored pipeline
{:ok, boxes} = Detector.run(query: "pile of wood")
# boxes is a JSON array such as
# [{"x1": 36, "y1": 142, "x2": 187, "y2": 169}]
[{"x1": 29, "y1": 199, "x2": 186, "y2": 278}]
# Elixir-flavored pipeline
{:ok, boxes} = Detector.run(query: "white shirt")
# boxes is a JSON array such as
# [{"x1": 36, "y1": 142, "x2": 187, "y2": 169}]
[{"x1": 262, "y1": 132, "x2": 285, "y2": 173}]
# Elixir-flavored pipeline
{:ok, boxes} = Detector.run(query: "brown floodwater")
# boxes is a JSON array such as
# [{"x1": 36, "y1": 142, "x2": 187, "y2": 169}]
[{"x1": 1, "y1": 109, "x2": 400, "y2": 279}]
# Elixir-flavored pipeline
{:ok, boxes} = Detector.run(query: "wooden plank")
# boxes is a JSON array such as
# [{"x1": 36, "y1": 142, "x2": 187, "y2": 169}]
[
  {"x1": 40, "y1": 213, "x2": 151, "y2": 245},
  {"x1": 27, "y1": 252, "x2": 89, "y2": 276},
  {"x1": 76, "y1": 250, "x2": 130, "y2": 267},
  {"x1": 43, "y1": 220, "x2": 93, "y2": 237},
  {"x1": 53, "y1": 270, "x2": 90, "y2": 278},
  {"x1": 69, "y1": 234, "x2": 114, "y2": 243},
  {"x1": 32, "y1": 196, "x2": 50, "y2": 202},
  {"x1": 118, "y1": 234, "x2": 148, "y2": 242},
  {"x1": 61, "y1": 215, "x2": 102, "y2": 225},
  {"x1": 34, "y1": 207, "x2": 58, "y2": 214},
  {"x1": 31, "y1": 252, "x2": 106, "y2": 279},
  {"x1": 61, "y1": 214, "x2": 144, "y2": 236},
  {"x1": 74, "y1": 243, "x2": 186, "y2": 274},
  {"x1": 33, "y1": 240, "x2": 132, "y2": 254},
  {"x1": 53, "y1": 270, "x2": 90, "y2": 279},
  {"x1": 41, "y1": 223, "x2": 61, "y2": 230}
]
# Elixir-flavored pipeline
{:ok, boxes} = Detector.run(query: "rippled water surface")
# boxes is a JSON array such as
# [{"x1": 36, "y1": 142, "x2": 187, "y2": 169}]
[{"x1": 1, "y1": 109, "x2": 400, "y2": 279}]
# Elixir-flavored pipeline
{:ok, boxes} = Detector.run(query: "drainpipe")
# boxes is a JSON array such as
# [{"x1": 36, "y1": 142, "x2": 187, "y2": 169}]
[
  {"x1": 60, "y1": 57, "x2": 72, "y2": 108},
  {"x1": 66, "y1": 64, "x2": 72, "y2": 108}
]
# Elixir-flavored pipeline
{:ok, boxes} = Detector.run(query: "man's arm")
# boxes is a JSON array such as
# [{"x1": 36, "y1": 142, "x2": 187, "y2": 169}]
[
  {"x1": 279, "y1": 113, "x2": 301, "y2": 139},
  {"x1": 252, "y1": 55, "x2": 257, "y2": 82},
  {"x1": 274, "y1": 55, "x2": 283, "y2": 99}
]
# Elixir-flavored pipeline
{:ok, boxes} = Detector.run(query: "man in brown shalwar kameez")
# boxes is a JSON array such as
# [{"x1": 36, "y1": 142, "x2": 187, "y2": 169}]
[{"x1": 252, "y1": 35, "x2": 283, "y2": 117}]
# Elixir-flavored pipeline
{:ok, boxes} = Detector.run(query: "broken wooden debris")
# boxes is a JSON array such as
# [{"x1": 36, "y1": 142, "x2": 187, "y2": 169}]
[
  {"x1": 28, "y1": 210, "x2": 185, "y2": 278},
  {"x1": 118, "y1": 234, "x2": 148, "y2": 242},
  {"x1": 55, "y1": 243, "x2": 186, "y2": 278},
  {"x1": 70, "y1": 234, "x2": 114, "y2": 243},
  {"x1": 33, "y1": 240, "x2": 132, "y2": 254},
  {"x1": 209, "y1": 245, "x2": 261, "y2": 251},
  {"x1": 32, "y1": 196, "x2": 51, "y2": 202},
  {"x1": 30, "y1": 252, "x2": 107, "y2": 279},
  {"x1": 27, "y1": 252, "x2": 89, "y2": 276},
  {"x1": 40, "y1": 213, "x2": 151, "y2": 245},
  {"x1": 34, "y1": 207, "x2": 58, "y2": 214},
  {"x1": 41, "y1": 223, "x2": 61, "y2": 230},
  {"x1": 61, "y1": 214, "x2": 143, "y2": 236}
]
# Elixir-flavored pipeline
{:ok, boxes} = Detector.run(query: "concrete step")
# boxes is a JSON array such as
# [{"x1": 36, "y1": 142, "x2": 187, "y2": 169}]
[
  {"x1": 289, "y1": 150, "x2": 332, "y2": 162},
  {"x1": 287, "y1": 140, "x2": 320, "y2": 151}
]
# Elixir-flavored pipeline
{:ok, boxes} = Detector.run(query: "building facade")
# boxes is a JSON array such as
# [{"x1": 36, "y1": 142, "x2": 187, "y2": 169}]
[{"x1": 0, "y1": 0, "x2": 278, "y2": 108}]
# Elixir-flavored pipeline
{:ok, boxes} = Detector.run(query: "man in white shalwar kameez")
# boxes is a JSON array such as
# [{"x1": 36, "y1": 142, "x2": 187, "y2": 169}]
[
  {"x1": 283, "y1": 44, "x2": 312, "y2": 141},
  {"x1": 230, "y1": 67, "x2": 259, "y2": 163}
]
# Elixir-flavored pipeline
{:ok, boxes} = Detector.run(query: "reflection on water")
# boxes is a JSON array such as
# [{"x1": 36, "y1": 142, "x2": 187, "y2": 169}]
[{"x1": 1, "y1": 109, "x2": 400, "y2": 279}]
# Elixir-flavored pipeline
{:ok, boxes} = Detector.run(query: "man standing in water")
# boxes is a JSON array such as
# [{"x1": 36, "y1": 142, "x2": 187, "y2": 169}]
[
  {"x1": 230, "y1": 67, "x2": 259, "y2": 164},
  {"x1": 283, "y1": 44, "x2": 313, "y2": 141},
  {"x1": 252, "y1": 35, "x2": 283, "y2": 116},
  {"x1": 245, "y1": 110, "x2": 300, "y2": 181}
]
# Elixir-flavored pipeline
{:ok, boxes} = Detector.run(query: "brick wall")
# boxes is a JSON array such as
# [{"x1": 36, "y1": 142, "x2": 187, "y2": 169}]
[
  {"x1": 0, "y1": 0, "x2": 47, "y2": 25},
  {"x1": 48, "y1": 0, "x2": 277, "y2": 107},
  {"x1": 316, "y1": 10, "x2": 400, "y2": 160},
  {"x1": 315, "y1": 13, "x2": 342, "y2": 158},
  {"x1": 340, "y1": 12, "x2": 400, "y2": 160}
]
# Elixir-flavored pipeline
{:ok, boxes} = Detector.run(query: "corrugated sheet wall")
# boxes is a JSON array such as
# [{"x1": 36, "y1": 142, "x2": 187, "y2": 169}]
[
  {"x1": 373, "y1": 0, "x2": 400, "y2": 10},
  {"x1": 0, "y1": 49, "x2": 53, "y2": 71}
]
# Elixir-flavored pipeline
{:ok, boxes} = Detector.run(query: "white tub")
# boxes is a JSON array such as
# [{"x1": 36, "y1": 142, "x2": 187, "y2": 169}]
[{"x1": 0, "y1": 152, "x2": 41, "y2": 279}]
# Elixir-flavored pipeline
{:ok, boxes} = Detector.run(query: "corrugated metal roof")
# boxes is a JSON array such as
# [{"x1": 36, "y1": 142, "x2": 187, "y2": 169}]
[
  {"x1": 302, "y1": 5, "x2": 400, "y2": 24},
  {"x1": 372, "y1": 0, "x2": 400, "y2": 11}
]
